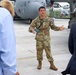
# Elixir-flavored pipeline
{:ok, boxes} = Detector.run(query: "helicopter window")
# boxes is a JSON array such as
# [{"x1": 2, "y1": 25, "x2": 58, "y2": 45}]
[
  {"x1": 28, "y1": 1, "x2": 30, "y2": 3},
  {"x1": 10, "y1": 1, "x2": 15, "y2": 5},
  {"x1": 41, "y1": 2, "x2": 44, "y2": 4},
  {"x1": 24, "y1": 2, "x2": 26, "y2": 6}
]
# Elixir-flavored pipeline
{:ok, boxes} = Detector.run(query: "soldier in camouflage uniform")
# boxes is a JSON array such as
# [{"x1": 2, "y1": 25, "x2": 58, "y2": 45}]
[{"x1": 29, "y1": 6, "x2": 64, "y2": 70}]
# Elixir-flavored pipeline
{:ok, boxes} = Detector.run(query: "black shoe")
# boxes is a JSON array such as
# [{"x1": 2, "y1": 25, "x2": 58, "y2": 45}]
[
  {"x1": 61, "y1": 69, "x2": 70, "y2": 75},
  {"x1": 61, "y1": 71, "x2": 66, "y2": 75}
]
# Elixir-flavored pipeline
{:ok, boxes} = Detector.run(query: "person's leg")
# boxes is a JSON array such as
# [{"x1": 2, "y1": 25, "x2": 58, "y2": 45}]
[
  {"x1": 44, "y1": 39, "x2": 58, "y2": 71},
  {"x1": 0, "y1": 65, "x2": 3, "y2": 75},
  {"x1": 61, "y1": 57, "x2": 73, "y2": 75},
  {"x1": 36, "y1": 40, "x2": 44, "y2": 69},
  {"x1": 70, "y1": 67, "x2": 76, "y2": 75}
]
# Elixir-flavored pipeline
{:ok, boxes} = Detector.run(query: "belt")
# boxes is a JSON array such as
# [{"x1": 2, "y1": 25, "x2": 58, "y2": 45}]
[{"x1": 39, "y1": 28, "x2": 46, "y2": 30}]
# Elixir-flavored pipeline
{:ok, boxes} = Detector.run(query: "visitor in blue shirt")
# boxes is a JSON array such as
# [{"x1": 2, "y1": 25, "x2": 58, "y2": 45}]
[{"x1": 0, "y1": 0, "x2": 19, "y2": 75}]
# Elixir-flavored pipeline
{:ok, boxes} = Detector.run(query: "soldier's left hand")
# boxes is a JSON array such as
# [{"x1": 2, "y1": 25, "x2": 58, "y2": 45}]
[{"x1": 60, "y1": 25, "x2": 65, "y2": 31}]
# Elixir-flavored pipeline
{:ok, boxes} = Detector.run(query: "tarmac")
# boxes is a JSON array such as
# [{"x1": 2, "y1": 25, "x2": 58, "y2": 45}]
[{"x1": 14, "y1": 19, "x2": 71, "y2": 75}]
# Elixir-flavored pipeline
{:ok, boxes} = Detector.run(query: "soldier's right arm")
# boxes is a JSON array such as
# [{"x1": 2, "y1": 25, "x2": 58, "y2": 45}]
[{"x1": 29, "y1": 19, "x2": 36, "y2": 33}]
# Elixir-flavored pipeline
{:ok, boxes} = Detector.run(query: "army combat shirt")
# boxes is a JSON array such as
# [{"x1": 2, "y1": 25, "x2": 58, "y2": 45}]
[{"x1": 29, "y1": 16, "x2": 60, "y2": 41}]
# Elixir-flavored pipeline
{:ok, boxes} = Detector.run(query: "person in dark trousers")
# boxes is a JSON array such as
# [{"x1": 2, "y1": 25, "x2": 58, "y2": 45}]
[{"x1": 61, "y1": 23, "x2": 76, "y2": 75}]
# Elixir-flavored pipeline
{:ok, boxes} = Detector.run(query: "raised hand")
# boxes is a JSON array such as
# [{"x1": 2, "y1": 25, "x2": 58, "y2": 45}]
[{"x1": 60, "y1": 25, "x2": 65, "y2": 31}]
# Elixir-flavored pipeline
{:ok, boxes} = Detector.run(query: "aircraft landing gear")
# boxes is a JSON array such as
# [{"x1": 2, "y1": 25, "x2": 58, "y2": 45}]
[
  {"x1": 68, "y1": 20, "x2": 71, "y2": 29},
  {"x1": 68, "y1": 25, "x2": 70, "y2": 29},
  {"x1": 29, "y1": 19, "x2": 32, "y2": 24}
]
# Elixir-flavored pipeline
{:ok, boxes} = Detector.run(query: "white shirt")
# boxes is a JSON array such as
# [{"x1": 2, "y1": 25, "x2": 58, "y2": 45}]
[{"x1": 0, "y1": 7, "x2": 17, "y2": 75}]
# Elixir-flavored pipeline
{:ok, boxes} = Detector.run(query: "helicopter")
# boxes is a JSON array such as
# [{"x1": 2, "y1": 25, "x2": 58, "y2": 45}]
[{"x1": 14, "y1": 0, "x2": 46, "y2": 23}]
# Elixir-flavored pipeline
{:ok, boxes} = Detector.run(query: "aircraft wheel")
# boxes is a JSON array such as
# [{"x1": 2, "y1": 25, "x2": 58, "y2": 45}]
[
  {"x1": 13, "y1": 16, "x2": 16, "y2": 20},
  {"x1": 29, "y1": 19, "x2": 32, "y2": 24},
  {"x1": 68, "y1": 25, "x2": 70, "y2": 29}
]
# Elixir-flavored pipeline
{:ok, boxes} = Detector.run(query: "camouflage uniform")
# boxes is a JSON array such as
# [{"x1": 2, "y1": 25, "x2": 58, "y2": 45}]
[{"x1": 29, "y1": 16, "x2": 60, "y2": 62}]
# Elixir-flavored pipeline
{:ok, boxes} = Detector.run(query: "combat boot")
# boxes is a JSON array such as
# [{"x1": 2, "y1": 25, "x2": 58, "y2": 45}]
[
  {"x1": 49, "y1": 61, "x2": 58, "y2": 71},
  {"x1": 37, "y1": 61, "x2": 42, "y2": 69}
]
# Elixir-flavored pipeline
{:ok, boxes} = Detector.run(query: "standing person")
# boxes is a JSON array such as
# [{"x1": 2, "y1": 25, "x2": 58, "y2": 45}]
[
  {"x1": 0, "y1": 0, "x2": 19, "y2": 75},
  {"x1": 29, "y1": 6, "x2": 64, "y2": 70},
  {"x1": 61, "y1": 23, "x2": 76, "y2": 75}
]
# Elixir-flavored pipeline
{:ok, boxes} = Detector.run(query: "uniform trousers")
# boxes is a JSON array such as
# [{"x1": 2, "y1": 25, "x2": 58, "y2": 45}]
[{"x1": 36, "y1": 39, "x2": 53, "y2": 61}]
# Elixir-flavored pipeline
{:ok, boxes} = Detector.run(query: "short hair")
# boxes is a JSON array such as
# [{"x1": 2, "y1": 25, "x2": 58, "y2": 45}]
[
  {"x1": 39, "y1": 6, "x2": 46, "y2": 11},
  {"x1": 0, "y1": 0, "x2": 15, "y2": 17}
]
